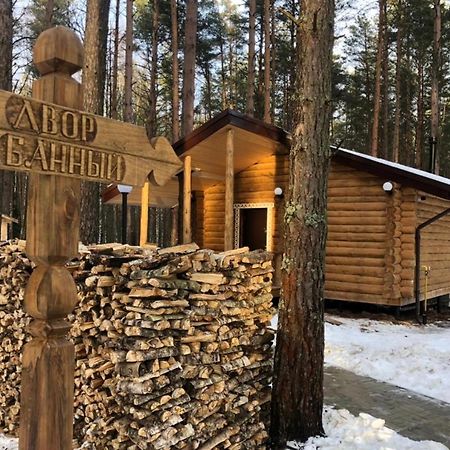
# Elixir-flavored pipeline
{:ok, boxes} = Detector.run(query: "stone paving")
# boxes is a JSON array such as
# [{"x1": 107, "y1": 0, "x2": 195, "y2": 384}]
[{"x1": 324, "y1": 366, "x2": 450, "y2": 447}]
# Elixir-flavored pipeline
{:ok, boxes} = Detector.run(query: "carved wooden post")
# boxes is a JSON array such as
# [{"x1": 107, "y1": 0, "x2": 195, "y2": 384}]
[{"x1": 19, "y1": 27, "x2": 83, "y2": 450}]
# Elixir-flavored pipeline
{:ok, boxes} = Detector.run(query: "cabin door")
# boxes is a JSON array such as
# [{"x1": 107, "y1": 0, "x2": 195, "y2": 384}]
[
  {"x1": 234, "y1": 203, "x2": 274, "y2": 251},
  {"x1": 240, "y1": 208, "x2": 267, "y2": 250}
]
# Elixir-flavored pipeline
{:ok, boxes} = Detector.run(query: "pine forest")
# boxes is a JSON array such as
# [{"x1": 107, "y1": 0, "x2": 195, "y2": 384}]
[{"x1": 0, "y1": 0, "x2": 448, "y2": 244}]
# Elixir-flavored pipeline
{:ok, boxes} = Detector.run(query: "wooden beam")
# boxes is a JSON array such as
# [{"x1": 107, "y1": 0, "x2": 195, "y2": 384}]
[
  {"x1": 224, "y1": 129, "x2": 234, "y2": 250},
  {"x1": 140, "y1": 181, "x2": 150, "y2": 246},
  {"x1": 183, "y1": 155, "x2": 192, "y2": 243}
]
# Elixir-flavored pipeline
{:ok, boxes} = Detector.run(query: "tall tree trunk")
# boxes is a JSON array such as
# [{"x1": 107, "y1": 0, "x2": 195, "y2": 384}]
[
  {"x1": 405, "y1": 34, "x2": 413, "y2": 166},
  {"x1": 0, "y1": 0, "x2": 12, "y2": 92},
  {"x1": 124, "y1": 0, "x2": 134, "y2": 123},
  {"x1": 81, "y1": 0, "x2": 111, "y2": 244},
  {"x1": 371, "y1": 0, "x2": 386, "y2": 157},
  {"x1": 263, "y1": 0, "x2": 271, "y2": 123},
  {"x1": 431, "y1": 0, "x2": 441, "y2": 174},
  {"x1": 45, "y1": 0, "x2": 55, "y2": 27},
  {"x1": 147, "y1": 0, "x2": 159, "y2": 138},
  {"x1": 83, "y1": 0, "x2": 110, "y2": 115},
  {"x1": 363, "y1": 29, "x2": 372, "y2": 150},
  {"x1": 171, "y1": 0, "x2": 180, "y2": 142},
  {"x1": 219, "y1": 33, "x2": 227, "y2": 110},
  {"x1": 0, "y1": 0, "x2": 13, "y2": 222},
  {"x1": 204, "y1": 63, "x2": 212, "y2": 119},
  {"x1": 182, "y1": 0, "x2": 197, "y2": 136},
  {"x1": 111, "y1": 0, "x2": 120, "y2": 120},
  {"x1": 392, "y1": 0, "x2": 403, "y2": 163},
  {"x1": 271, "y1": 1, "x2": 276, "y2": 118},
  {"x1": 271, "y1": 0, "x2": 334, "y2": 446},
  {"x1": 246, "y1": 0, "x2": 256, "y2": 116},
  {"x1": 381, "y1": 0, "x2": 389, "y2": 159},
  {"x1": 416, "y1": 58, "x2": 424, "y2": 169}
]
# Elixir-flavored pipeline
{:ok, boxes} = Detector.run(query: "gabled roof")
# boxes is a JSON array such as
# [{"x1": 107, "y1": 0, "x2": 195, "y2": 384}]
[
  {"x1": 174, "y1": 109, "x2": 450, "y2": 201},
  {"x1": 173, "y1": 109, "x2": 290, "y2": 155},
  {"x1": 333, "y1": 148, "x2": 450, "y2": 200},
  {"x1": 103, "y1": 110, "x2": 450, "y2": 206}
]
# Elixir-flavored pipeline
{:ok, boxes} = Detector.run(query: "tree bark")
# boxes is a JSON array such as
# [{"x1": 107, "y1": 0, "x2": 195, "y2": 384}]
[
  {"x1": 431, "y1": 0, "x2": 441, "y2": 174},
  {"x1": 124, "y1": 0, "x2": 134, "y2": 123},
  {"x1": 0, "y1": 0, "x2": 14, "y2": 221},
  {"x1": 392, "y1": 0, "x2": 403, "y2": 163},
  {"x1": 416, "y1": 58, "x2": 424, "y2": 169},
  {"x1": 371, "y1": 0, "x2": 386, "y2": 157},
  {"x1": 246, "y1": 0, "x2": 256, "y2": 116},
  {"x1": 271, "y1": 0, "x2": 334, "y2": 446},
  {"x1": 182, "y1": 0, "x2": 197, "y2": 137},
  {"x1": 263, "y1": 0, "x2": 271, "y2": 123},
  {"x1": 111, "y1": 0, "x2": 121, "y2": 120},
  {"x1": 171, "y1": 0, "x2": 180, "y2": 142},
  {"x1": 81, "y1": 0, "x2": 111, "y2": 245},
  {"x1": 381, "y1": 0, "x2": 388, "y2": 159},
  {"x1": 147, "y1": 0, "x2": 159, "y2": 138}
]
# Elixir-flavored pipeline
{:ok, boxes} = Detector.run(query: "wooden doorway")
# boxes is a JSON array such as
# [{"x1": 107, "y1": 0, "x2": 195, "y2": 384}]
[{"x1": 234, "y1": 203, "x2": 274, "y2": 251}]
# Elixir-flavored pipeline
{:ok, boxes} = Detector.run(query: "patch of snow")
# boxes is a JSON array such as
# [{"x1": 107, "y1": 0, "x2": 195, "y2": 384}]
[
  {"x1": 325, "y1": 316, "x2": 450, "y2": 403},
  {"x1": 287, "y1": 407, "x2": 448, "y2": 450},
  {"x1": 0, "y1": 435, "x2": 17, "y2": 450}
]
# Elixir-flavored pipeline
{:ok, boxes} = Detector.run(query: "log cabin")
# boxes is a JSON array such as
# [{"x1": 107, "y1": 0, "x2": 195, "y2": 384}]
[{"x1": 103, "y1": 110, "x2": 450, "y2": 311}]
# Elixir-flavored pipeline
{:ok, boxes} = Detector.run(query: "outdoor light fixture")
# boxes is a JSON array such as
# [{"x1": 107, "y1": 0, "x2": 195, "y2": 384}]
[
  {"x1": 117, "y1": 185, "x2": 133, "y2": 244},
  {"x1": 382, "y1": 181, "x2": 393, "y2": 193},
  {"x1": 274, "y1": 187, "x2": 283, "y2": 197},
  {"x1": 117, "y1": 185, "x2": 133, "y2": 194}
]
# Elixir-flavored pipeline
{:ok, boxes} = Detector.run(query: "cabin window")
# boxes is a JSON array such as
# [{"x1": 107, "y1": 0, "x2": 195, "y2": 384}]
[{"x1": 234, "y1": 203, "x2": 274, "y2": 251}]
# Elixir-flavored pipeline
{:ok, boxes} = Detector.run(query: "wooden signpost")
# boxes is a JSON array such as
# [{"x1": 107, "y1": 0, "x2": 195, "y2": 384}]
[{"x1": 0, "y1": 26, "x2": 182, "y2": 450}]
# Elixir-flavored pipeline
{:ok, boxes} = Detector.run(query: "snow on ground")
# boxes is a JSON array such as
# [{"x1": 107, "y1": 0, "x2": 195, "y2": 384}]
[
  {"x1": 324, "y1": 316, "x2": 450, "y2": 403},
  {"x1": 0, "y1": 435, "x2": 16, "y2": 450},
  {"x1": 272, "y1": 314, "x2": 450, "y2": 449},
  {"x1": 2, "y1": 316, "x2": 448, "y2": 449},
  {"x1": 288, "y1": 407, "x2": 448, "y2": 450}
]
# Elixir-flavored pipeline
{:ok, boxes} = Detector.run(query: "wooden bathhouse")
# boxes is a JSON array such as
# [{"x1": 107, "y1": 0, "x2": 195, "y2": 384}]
[{"x1": 103, "y1": 110, "x2": 450, "y2": 310}]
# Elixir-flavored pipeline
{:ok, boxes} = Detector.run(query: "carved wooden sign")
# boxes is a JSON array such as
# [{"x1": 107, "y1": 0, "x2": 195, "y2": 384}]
[{"x1": 0, "y1": 90, "x2": 181, "y2": 186}]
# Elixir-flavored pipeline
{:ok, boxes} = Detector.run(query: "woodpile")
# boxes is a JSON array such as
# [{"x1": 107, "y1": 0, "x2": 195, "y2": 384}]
[
  {"x1": 0, "y1": 241, "x2": 275, "y2": 449},
  {"x1": 0, "y1": 240, "x2": 32, "y2": 434}
]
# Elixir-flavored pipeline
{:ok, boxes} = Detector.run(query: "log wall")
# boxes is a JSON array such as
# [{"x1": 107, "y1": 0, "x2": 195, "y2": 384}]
[
  {"x1": 0, "y1": 241, "x2": 274, "y2": 449},
  {"x1": 202, "y1": 154, "x2": 288, "y2": 287},
  {"x1": 416, "y1": 193, "x2": 450, "y2": 300},
  {"x1": 201, "y1": 157, "x2": 393, "y2": 303},
  {"x1": 325, "y1": 163, "x2": 391, "y2": 304},
  {"x1": 198, "y1": 155, "x2": 450, "y2": 307},
  {"x1": 398, "y1": 187, "x2": 416, "y2": 304}
]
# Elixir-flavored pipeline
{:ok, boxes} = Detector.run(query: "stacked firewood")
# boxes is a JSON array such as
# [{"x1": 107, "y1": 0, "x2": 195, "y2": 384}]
[
  {"x1": 0, "y1": 241, "x2": 274, "y2": 449},
  {"x1": 112, "y1": 245, "x2": 275, "y2": 449},
  {"x1": 0, "y1": 240, "x2": 32, "y2": 434}
]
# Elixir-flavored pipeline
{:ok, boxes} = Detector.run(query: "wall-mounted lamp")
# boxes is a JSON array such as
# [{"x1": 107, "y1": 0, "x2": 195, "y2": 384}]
[
  {"x1": 382, "y1": 181, "x2": 393, "y2": 193},
  {"x1": 274, "y1": 187, "x2": 284, "y2": 198},
  {"x1": 117, "y1": 185, "x2": 133, "y2": 244}
]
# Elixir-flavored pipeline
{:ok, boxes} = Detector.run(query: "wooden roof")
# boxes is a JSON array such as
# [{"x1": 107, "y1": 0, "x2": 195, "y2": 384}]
[
  {"x1": 333, "y1": 148, "x2": 450, "y2": 201},
  {"x1": 103, "y1": 109, "x2": 450, "y2": 205}
]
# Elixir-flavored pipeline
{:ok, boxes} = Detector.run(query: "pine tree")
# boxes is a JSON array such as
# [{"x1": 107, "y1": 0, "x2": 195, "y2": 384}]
[
  {"x1": 271, "y1": 0, "x2": 335, "y2": 445},
  {"x1": 182, "y1": 0, "x2": 197, "y2": 136}
]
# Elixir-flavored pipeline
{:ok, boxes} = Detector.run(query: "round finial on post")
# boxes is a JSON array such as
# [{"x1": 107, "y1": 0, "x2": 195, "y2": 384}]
[{"x1": 33, "y1": 26, "x2": 84, "y2": 76}]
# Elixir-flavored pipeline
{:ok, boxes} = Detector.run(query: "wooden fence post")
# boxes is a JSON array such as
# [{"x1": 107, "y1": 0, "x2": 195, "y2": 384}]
[{"x1": 19, "y1": 27, "x2": 83, "y2": 450}]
